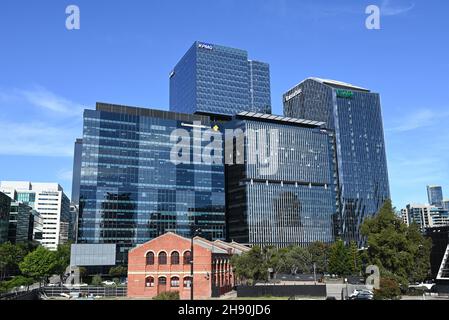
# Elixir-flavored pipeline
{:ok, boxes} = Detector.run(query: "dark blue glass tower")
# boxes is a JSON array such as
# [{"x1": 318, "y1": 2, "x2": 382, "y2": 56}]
[
  {"x1": 283, "y1": 78, "x2": 390, "y2": 245},
  {"x1": 225, "y1": 112, "x2": 338, "y2": 247},
  {"x1": 78, "y1": 103, "x2": 226, "y2": 263},
  {"x1": 170, "y1": 41, "x2": 271, "y2": 116}
]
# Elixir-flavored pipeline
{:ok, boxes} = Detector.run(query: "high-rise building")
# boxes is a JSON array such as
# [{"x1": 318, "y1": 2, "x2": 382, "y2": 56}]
[
  {"x1": 71, "y1": 138, "x2": 83, "y2": 205},
  {"x1": 77, "y1": 103, "x2": 226, "y2": 264},
  {"x1": 443, "y1": 199, "x2": 449, "y2": 211},
  {"x1": 7, "y1": 200, "x2": 42, "y2": 244},
  {"x1": 404, "y1": 204, "x2": 449, "y2": 231},
  {"x1": 427, "y1": 185, "x2": 444, "y2": 208},
  {"x1": 0, "y1": 181, "x2": 71, "y2": 250},
  {"x1": 0, "y1": 192, "x2": 11, "y2": 243},
  {"x1": 170, "y1": 41, "x2": 271, "y2": 117},
  {"x1": 225, "y1": 112, "x2": 338, "y2": 247},
  {"x1": 283, "y1": 78, "x2": 390, "y2": 245}
]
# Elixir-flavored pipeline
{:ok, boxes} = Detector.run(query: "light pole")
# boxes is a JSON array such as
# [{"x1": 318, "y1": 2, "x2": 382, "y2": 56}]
[{"x1": 190, "y1": 228, "x2": 202, "y2": 300}]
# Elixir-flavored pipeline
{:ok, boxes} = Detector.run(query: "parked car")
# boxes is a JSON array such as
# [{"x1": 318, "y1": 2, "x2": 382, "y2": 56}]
[
  {"x1": 71, "y1": 283, "x2": 88, "y2": 287},
  {"x1": 102, "y1": 280, "x2": 116, "y2": 286},
  {"x1": 349, "y1": 289, "x2": 374, "y2": 300}
]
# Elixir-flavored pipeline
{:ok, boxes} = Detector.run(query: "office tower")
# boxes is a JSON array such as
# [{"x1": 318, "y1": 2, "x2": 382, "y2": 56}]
[
  {"x1": 71, "y1": 138, "x2": 83, "y2": 205},
  {"x1": 0, "y1": 181, "x2": 71, "y2": 250},
  {"x1": 225, "y1": 112, "x2": 338, "y2": 247},
  {"x1": 283, "y1": 78, "x2": 390, "y2": 245},
  {"x1": 70, "y1": 203, "x2": 79, "y2": 242},
  {"x1": 404, "y1": 204, "x2": 449, "y2": 231},
  {"x1": 170, "y1": 41, "x2": 271, "y2": 117},
  {"x1": 427, "y1": 185, "x2": 444, "y2": 208},
  {"x1": 0, "y1": 192, "x2": 11, "y2": 243},
  {"x1": 7, "y1": 200, "x2": 43, "y2": 244},
  {"x1": 401, "y1": 208, "x2": 409, "y2": 226},
  {"x1": 443, "y1": 199, "x2": 449, "y2": 211},
  {"x1": 77, "y1": 103, "x2": 226, "y2": 264}
]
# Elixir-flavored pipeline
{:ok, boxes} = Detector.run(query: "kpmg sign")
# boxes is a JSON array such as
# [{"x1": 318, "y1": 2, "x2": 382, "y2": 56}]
[
  {"x1": 336, "y1": 89, "x2": 354, "y2": 99},
  {"x1": 198, "y1": 43, "x2": 214, "y2": 50},
  {"x1": 284, "y1": 88, "x2": 302, "y2": 102}
]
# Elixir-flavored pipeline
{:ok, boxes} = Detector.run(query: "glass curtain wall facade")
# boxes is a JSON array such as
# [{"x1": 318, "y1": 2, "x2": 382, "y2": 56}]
[
  {"x1": 0, "y1": 192, "x2": 11, "y2": 243},
  {"x1": 78, "y1": 103, "x2": 226, "y2": 264},
  {"x1": 427, "y1": 185, "x2": 444, "y2": 208},
  {"x1": 225, "y1": 113, "x2": 338, "y2": 247},
  {"x1": 283, "y1": 78, "x2": 390, "y2": 245},
  {"x1": 170, "y1": 41, "x2": 271, "y2": 116},
  {"x1": 7, "y1": 201, "x2": 40, "y2": 244}
]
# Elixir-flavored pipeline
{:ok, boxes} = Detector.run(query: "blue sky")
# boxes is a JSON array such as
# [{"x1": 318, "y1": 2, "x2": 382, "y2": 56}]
[{"x1": 0, "y1": 0, "x2": 448, "y2": 209}]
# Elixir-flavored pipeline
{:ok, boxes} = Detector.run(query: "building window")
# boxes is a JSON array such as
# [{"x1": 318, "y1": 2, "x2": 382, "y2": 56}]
[
  {"x1": 183, "y1": 277, "x2": 192, "y2": 288},
  {"x1": 158, "y1": 252, "x2": 167, "y2": 265},
  {"x1": 158, "y1": 277, "x2": 167, "y2": 285},
  {"x1": 146, "y1": 252, "x2": 154, "y2": 265},
  {"x1": 171, "y1": 277, "x2": 180, "y2": 287},
  {"x1": 145, "y1": 276, "x2": 154, "y2": 287},
  {"x1": 171, "y1": 251, "x2": 180, "y2": 265},
  {"x1": 183, "y1": 251, "x2": 191, "y2": 265}
]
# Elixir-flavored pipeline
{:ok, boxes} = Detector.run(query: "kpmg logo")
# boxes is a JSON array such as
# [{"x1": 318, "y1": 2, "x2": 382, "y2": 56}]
[
  {"x1": 284, "y1": 88, "x2": 302, "y2": 102},
  {"x1": 169, "y1": 122, "x2": 279, "y2": 176},
  {"x1": 198, "y1": 43, "x2": 214, "y2": 50}
]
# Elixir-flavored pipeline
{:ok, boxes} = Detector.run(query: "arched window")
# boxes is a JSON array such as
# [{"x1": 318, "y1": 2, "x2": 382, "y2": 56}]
[
  {"x1": 183, "y1": 276, "x2": 192, "y2": 288},
  {"x1": 158, "y1": 276, "x2": 167, "y2": 286},
  {"x1": 183, "y1": 251, "x2": 191, "y2": 265},
  {"x1": 171, "y1": 251, "x2": 180, "y2": 265},
  {"x1": 145, "y1": 276, "x2": 154, "y2": 287},
  {"x1": 171, "y1": 276, "x2": 180, "y2": 287},
  {"x1": 158, "y1": 251, "x2": 167, "y2": 265},
  {"x1": 146, "y1": 252, "x2": 154, "y2": 265}
]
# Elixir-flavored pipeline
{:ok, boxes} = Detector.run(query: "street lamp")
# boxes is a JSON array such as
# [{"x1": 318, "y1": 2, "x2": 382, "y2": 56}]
[{"x1": 190, "y1": 228, "x2": 202, "y2": 300}]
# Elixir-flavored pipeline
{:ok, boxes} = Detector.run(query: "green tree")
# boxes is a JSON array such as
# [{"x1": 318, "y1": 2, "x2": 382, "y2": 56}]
[
  {"x1": 360, "y1": 200, "x2": 431, "y2": 287},
  {"x1": 0, "y1": 242, "x2": 27, "y2": 280},
  {"x1": 109, "y1": 265, "x2": 127, "y2": 278},
  {"x1": 284, "y1": 246, "x2": 312, "y2": 274},
  {"x1": 52, "y1": 243, "x2": 71, "y2": 284},
  {"x1": 374, "y1": 277, "x2": 401, "y2": 300},
  {"x1": 348, "y1": 241, "x2": 362, "y2": 275},
  {"x1": 79, "y1": 267, "x2": 87, "y2": 284},
  {"x1": 231, "y1": 246, "x2": 268, "y2": 284},
  {"x1": 308, "y1": 242, "x2": 329, "y2": 274},
  {"x1": 19, "y1": 246, "x2": 57, "y2": 285},
  {"x1": 328, "y1": 239, "x2": 352, "y2": 276}
]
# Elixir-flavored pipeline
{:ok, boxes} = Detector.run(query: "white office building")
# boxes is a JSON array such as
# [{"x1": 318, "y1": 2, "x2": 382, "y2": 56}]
[
  {"x1": 0, "y1": 181, "x2": 70, "y2": 250},
  {"x1": 403, "y1": 203, "x2": 449, "y2": 231}
]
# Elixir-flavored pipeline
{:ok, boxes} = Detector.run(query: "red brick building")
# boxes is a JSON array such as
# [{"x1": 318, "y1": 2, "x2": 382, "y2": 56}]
[{"x1": 127, "y1": 232, "x2": 249, "y2": 299}]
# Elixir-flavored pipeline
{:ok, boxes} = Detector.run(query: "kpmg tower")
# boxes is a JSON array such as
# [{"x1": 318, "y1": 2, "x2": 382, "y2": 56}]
[
  {"x1": 170, "y1": 41, "x2": 272, "y2": 117},
  {"x1": 283, "y1": 78, "x2": 390, "y2": 245}
]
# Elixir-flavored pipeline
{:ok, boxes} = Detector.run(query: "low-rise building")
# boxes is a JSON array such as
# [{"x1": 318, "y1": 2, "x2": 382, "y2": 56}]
[
  {"x1": 403, "y1": 204, "x2": 449, "y2": 231},
  {"x1": 127, "y1": 232, "x2": 249, "y2": 300}
]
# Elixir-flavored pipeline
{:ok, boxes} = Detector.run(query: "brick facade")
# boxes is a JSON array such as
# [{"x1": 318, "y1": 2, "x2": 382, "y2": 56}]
[{"x1": 127, "y1": 232, "x2": 249, "y2": 300}]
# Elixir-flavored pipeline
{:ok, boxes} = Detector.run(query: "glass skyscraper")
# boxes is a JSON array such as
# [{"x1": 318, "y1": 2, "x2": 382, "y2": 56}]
[
  {"x1": 78, "y1": 103, "x2": 226, "y2": 264},
  {"x1": 225, "y1": 112, "x2": 338, "y2": 247},
  {"x1": 170, "y1": 41, "x2": 271, "y2": 117},
  {"x1": 427, "y1": 185, "x2": 444, "y2": 208},
  {"x1": 283, "y1": 78, "x2": 390, "y2": 245},
  {"x1": 0, "y1": 192, "x2": 11, "y2": 243}
]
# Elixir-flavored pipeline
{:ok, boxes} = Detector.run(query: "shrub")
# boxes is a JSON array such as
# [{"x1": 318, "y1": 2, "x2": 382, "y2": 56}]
[
  {"x1": 374, "y1": 277, "x2": 401, "y2": 300},
  {"x1": 91, "y1": 275, "x2": 102, "y2": 286},
  {"x1": 153, "y1": 291, "x2": 180, "y2": 300}
]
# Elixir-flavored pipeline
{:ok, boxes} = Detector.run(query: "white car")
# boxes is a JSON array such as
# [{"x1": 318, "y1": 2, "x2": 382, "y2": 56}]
[
  {"x1": 72, "y1": 283, "x2": 88, "y2": 287},
  {"x1": 102, "y1": 281, "x2": 116, "y2": 286}
]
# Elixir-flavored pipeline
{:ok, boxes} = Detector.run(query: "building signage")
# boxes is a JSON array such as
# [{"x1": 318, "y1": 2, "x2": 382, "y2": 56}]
[
  {"x1": 284, "y1": 88, "x2": 302, "y2": 102},
  {"x1": 198, "y1": 43, "x2": 213, "y2": 50},
  {"x1": 336, "y1": 89, "x2": 354, "y2": 99}
]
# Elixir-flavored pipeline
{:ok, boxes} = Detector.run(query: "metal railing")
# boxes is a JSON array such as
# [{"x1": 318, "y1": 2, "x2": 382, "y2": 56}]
[{"x1": 42, "y1": 285, "x2": 127, "y2": 297}]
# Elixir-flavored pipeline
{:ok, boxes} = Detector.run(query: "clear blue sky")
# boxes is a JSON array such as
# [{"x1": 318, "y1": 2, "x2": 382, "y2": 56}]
[{"x1": 0, "y1": 0, "x2": 448, "y2": 209}]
